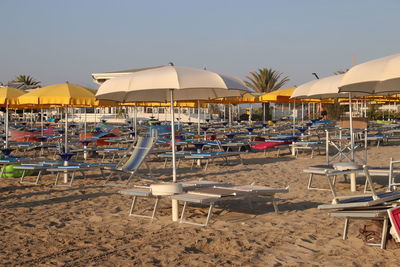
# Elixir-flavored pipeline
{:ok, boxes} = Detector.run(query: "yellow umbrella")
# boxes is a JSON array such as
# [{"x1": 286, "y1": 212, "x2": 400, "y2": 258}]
[
  {"x1": 205, "y1": 92, "x2": 261, "y2": 104},
  {"x1": 259, "y1": 87, "x2": 296, "y2": 103},
  {"x1": 0, "y1": 86, "x2": 25, "y2": 148},
  {"x1": 18, "y1": 83, "x2": 98, "y2": 106},
  {"x1": 18, "y1": 83, "x2": 104, "y2": 154},
  {"x1": 0, "y1": 86, "x2": 25, "y2": 106}
]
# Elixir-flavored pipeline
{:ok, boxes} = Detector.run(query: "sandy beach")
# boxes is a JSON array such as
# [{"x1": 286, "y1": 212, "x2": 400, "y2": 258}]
[{"x1": 0, "y1": 144, "x2": 399, "y2": 267}]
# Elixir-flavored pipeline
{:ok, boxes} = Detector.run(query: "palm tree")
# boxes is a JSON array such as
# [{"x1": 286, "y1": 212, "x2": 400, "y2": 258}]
[
  {"x1": 12, "y1": 75, "x2": 41, "y2": 87},
  {"x1": 245, "y1": 68, "x2": 289, "y2": 121}
]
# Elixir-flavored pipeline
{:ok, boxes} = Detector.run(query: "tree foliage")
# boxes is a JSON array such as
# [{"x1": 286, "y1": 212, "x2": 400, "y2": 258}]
[
  {"x1": 245, "y1": 68, "x2": 289, "y2": 93},
  {"x1": 245, "y1": 68, "x2": 289, "y2": 121},
  {"x1": 12, "y1": 75, "x2": 41, "y2": 86}
]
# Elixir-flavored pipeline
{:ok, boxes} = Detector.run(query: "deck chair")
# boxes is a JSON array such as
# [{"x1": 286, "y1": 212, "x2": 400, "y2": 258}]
[
  {"x1": 318, "y1": 165, "x2": 400, "y2": 210},
  {"x1": 118, "y1": 180, "x2": 233, "y2": 220},
  {"x1": 103, "y1": 136, "x2": 155, "y2": 186},
  {"x1": 171, "y1": 185, "x2": 289, "y2": 226}
]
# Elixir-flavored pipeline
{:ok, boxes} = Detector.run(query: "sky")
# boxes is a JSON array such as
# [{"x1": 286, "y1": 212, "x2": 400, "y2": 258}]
[{"x1": 1, "y1": 0, "x2": 399, "y2": 89}]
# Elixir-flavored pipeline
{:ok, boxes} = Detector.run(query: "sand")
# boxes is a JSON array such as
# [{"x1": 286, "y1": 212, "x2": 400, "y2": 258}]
[{"x1": 0, "y1": 145, "x2": 399, "y2": 266}]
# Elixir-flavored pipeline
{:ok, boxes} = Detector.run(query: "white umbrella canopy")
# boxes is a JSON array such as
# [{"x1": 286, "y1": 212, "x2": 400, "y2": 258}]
[
  {"x1": 291, "y1": 79, "x2": 319, "y2": 99},
  {"x1": 96, "y1": 65, "x2": 251, "y2": 102},
  {"x1": 291, "y1": 74, "x2": 360, "y2": 99},
  {"x1": 306, "y1": 74, "x2": 347, "y2": 99},
  {"x1": 96, "y1": 65, "x2": 253, "y2": 222},
  {"x1": 339, "y1": 53, "x2": 400, "y2": 95}
]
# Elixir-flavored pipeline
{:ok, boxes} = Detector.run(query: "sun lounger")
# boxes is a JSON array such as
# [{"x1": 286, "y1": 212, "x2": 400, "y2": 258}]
[
  {"x1": 318, "y1": 166, "x2": 400, "y2": 209},
  {"x1": 103, "y1": 136, "x2": 155, "y2": 186},
  {"x1": 47, "y1": 165, "x2": 94, "y2": 187},
  {"x1": 119, "y1": 180, "x2": 233, "y2": 220},
  {"x1": 15, "y1": 161, "x2": 67, "y2": 185},
  {"x1": 185, "y1": 151, "x2": 244, "y2": 171},
  {"x1": 171, "y1": 185, "x2": 289, "y2": 226},
  {"x1": 329, "y1": 209, "x2": 389, "y2": 249},
  {"x1": 303, "y1": 165, "x2": 335, "y2": 191},
  {"x1": 290, "y1": 141, "x2": 322, "y2": 158}
]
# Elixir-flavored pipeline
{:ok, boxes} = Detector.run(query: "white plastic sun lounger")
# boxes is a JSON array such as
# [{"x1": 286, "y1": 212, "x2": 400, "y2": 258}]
[
  {"x1": 329, "y1": 209, "x2": 389, "y2": 249},
  {"x1": 318, "y1": 166, "x2": 400, "y2": 210},
  {"x1": 171, "y1": 185, "x2": 289, "y2": 226},
  {"x1": 185, "y1": 151, "x2": 244, "y2": 171},
  {"x1": 119, "y1": 180, "x2": 232, "y2": 220}
]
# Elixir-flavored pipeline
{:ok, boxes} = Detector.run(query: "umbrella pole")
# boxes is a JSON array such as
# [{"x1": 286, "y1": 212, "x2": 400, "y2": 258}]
[
  {"x1": 5, "y1": 105, "x2": 9, "y2": 148},
  {"x1": 41, "y1": 108, "x2": 44, "y2": 136},
  {"x1": 134, "y1": 106, "x2": 137, "y2": 139},
  {"x1": 197, "y1": 100, "x2": 201, "y2": 136},
  {"x1": 229, "y1": 104, "x2": 232, "y2": 127},
  {"x1": 65, "y1": 107, "x2": 68, "y2": 153},
  {"x1": 64, "y1": 107, "x2": 69, "y2": 183},
  {"x1": 84, "y1": 107, "x2": 87, "y2": 140},
  {"x1": 292, "y1": 101, "x2": 296, "y2": 136},
  {"x1": 169, "y1": 90, "x2": 179, "y2": 222},
  {"x1": 349, "y1": 93, "x2": 354, "y2": 161},
  {"x1": 301, "y1": 102, "x2": 304, "y2": 124}
]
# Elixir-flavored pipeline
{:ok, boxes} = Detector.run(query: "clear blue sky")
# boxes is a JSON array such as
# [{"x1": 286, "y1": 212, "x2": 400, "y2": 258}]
[{"x1": 1, "y1": 0, "x2": 399, "y2": 89}]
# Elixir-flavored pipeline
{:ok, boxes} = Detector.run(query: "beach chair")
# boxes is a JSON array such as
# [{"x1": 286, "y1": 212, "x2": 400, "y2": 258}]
[
  {"x1": 102, "y1": 136, "x2": 155, "y2": 186},
  {"x1": 329, "y1": 209, "x2": 389, "y2": 249},
  {"x1": 185, "y1": 151, "x2": 244, "y2": 171},
  {"x1": 119, "y1": 180, "x2": 232, "y2": 220},
  {"x1": 318, "y1": 166, "x2": 400, "y2": 210},
  {"x1": 171, "y1": 185, "x2": 289, "y2": 226}
]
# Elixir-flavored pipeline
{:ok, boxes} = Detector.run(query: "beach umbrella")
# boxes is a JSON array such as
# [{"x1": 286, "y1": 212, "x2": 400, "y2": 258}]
[
  {"x1": 18, "y1": 83, "x2": 104, "y2": 182},
  {"x1": 96, "y1": 64, "x2": 253, "y2": 221},
  {"x1": 0, "y1": 86, "x2": 25, "y2": 148},
  {"x1": 293, "y1": 74, "x2": 369, "y2": 161},
  {"x1": 18, "y1": 83, "x2": 103, "y2": 152},
  {"x1": 338, "y1": 54, "x2": 400, "y2": 160},
  {"x1": 339, "y1": 53, "x2": 400, "y2": 95}
]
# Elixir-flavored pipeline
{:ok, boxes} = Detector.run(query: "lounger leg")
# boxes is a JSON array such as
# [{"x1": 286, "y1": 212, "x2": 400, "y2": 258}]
[
  {"x1": 69, "y1": 171, "x2": 76, "y2": 187},
  {"x1": 381, "y1": 218, "x2": 389, "y2": 249},
  {"x1": 125, "y1": 172, "x2": 135, "y2": 185},
  {"x1": 54, "y1": 172, "x2": 61, "y2": 186},
  {"x1": 104, "y1": 173, "x2": 112, "y2": 185},
  {"x1": 204, "y1": 203, "x2": 214, "y2": 226},
  {"x1": 35, "y1": 170, "x2": 43, "y2": 185},
  {"x1": 163, "y1": 158, "x2": 168, "y2": 168},
  {"x1": 151, "y1": 197, "x2": 160, "y2": 220},
  {"x1": 179, "y1": 201, "x2": 188, "y2": 223},
  {"x1": 129, "y1": 196, "x2": 138, "y2": 216},
  {"x1": 271, "y1": 196, "x2": 279, "y2": 213},
  {"x1": 19, "y1": 169, "x2": 27, "y2": 184},
  {"x1": 204, "y1": 159, "x2": 209, "y2": 171},
  {"x1": 326, "y1": 174, "x2": 339, "y2": 202},
  {"x1": 307, "y1": 173, "x2": 314, "y2": 190},
  {"x1": 343, "y1": 218, "x2": 349, "y2": 240}
]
